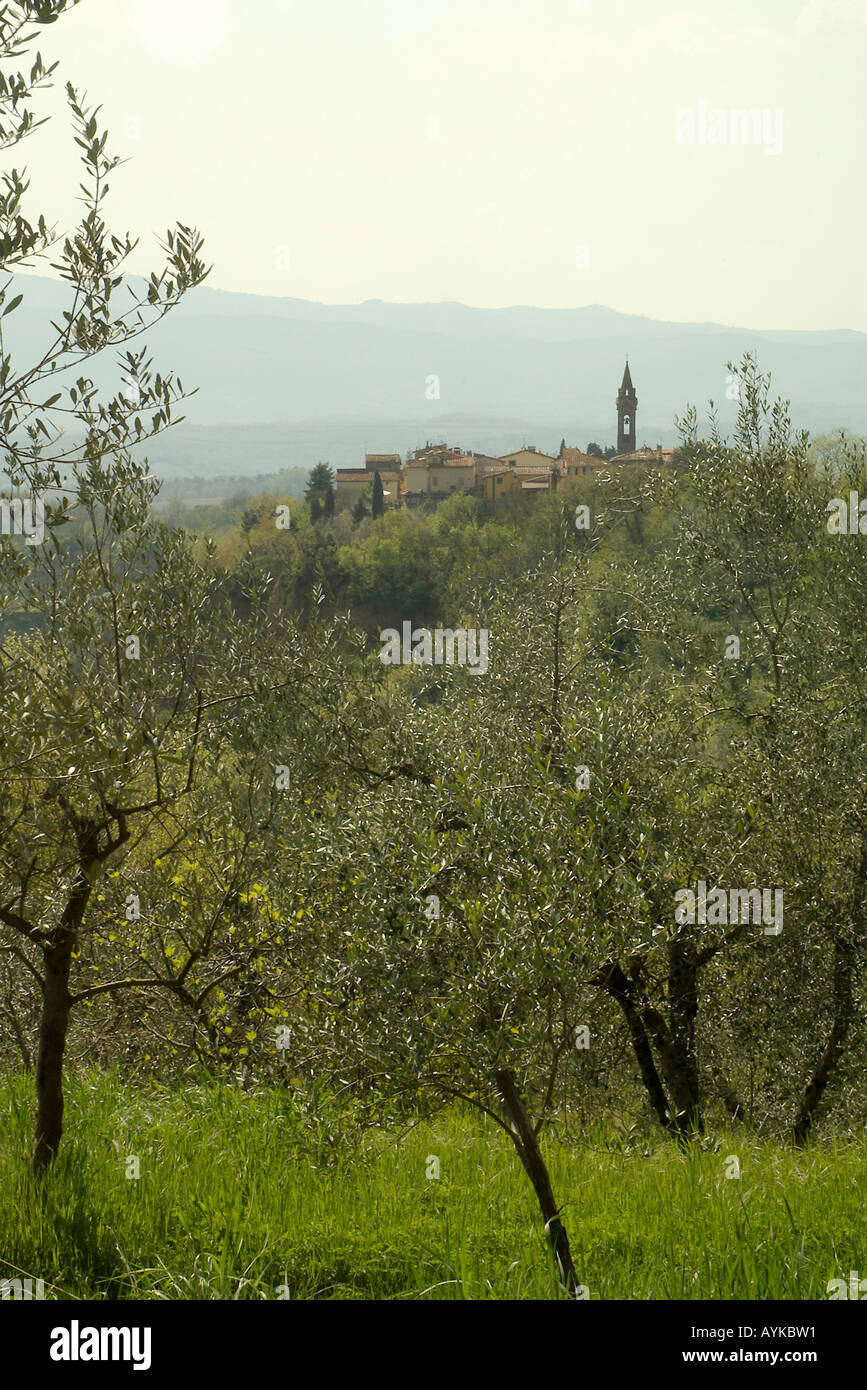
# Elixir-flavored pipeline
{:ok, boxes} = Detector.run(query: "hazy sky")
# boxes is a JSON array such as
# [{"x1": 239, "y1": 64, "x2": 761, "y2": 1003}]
[{"x1": 19, "y1": 0, "x2": 866, "y2": 330}]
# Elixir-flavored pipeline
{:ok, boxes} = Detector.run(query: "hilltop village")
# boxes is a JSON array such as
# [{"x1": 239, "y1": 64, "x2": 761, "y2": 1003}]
[{"x1": 334, "y1": 364, "x2": 677, "y2": 511}]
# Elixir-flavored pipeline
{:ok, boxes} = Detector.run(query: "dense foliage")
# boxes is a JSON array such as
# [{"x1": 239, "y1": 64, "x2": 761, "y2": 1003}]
[{"x1": 1, "y1": 0, "x2": 865, "y2": 1295}]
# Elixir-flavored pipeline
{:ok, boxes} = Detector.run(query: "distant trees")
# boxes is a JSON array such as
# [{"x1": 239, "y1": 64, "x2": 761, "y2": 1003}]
[
  {"x1": 241, "y1": 504, "x2": 263, "y2": 545},
  {"x1": 305, "y1": 462, "x2": 334, "y2": 503},
  {"x1": 339, "y1": 508, "x2": 442, "y2": 624}
]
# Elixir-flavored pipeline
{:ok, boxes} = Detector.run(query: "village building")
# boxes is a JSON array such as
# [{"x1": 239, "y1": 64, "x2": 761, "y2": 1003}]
[
  {"x1": 512, "y1": 465, "x2": 557, "y2": 492},
  {"x1": 333, "y1": 468, "x2": 370, "y2": 510},
  {"x1": 612, "y1": 444, "x2": 678, "y2": 465},
  {"x1": 482, "y1": 468, "x2": 518, "y2": 504},
  {"x1": 607, "y1": 363, "x2": 677, "y2": 465},
  {"x1": 364, "y1": 452, "x2": 402, "y2": 472},
  {"x1": 376, "y1": 470, "x2": 404, "y2": 503},
  {"x1": 334, "y1": 465, "x2": 403, "y2": 509},
  {"x1": 559, "y1": 445, "x2": 608, "y2": 477},
  {"x1": 498, "y1": 445, "x2": 557, "y2": 470},
  {"x1": 409, "y1": 442, "x2": 464, "y2": 464},
  {"x1": 405, "y1": 454, "x2": 476, "y2": 498},
  {"x1": 472, "y1": 454, "x2": 506, "y2": 473},
  {"x1": 333, "y1": 364, "x2": 672, "y2": 512}
]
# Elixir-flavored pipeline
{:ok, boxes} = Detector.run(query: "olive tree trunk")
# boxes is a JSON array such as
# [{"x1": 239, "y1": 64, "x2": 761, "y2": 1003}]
[
  {"x1": 494, "y1": 1067, "x2": 581, "y2": 1296},
  {"x1": 792, "y1": 928, "x2": 855, "y2": 1146},
  {"x1": 32, "y1": 932, "x2": 76, "y2": 1172},
  {"x1": 32, "y1": 813, "x2": 108, "y2": 1173}
]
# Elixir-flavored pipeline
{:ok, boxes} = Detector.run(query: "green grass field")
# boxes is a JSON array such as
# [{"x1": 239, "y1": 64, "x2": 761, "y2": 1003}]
[{"x1": 1, "y1": 1072, "x2": 864, "y2": 1300}]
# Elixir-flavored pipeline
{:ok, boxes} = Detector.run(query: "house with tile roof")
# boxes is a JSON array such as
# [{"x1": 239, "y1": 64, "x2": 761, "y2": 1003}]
[
  {"x1": 498, "y1": 446, "x2": 557, "y2": 470},
  {"x1": 364, "y1": 453, "x2": 402, "y2": 472},
  {"x1": 336, "y1": 466, "x2": 403, "y2": 509},
  {"x1": 558, "y1": 446, "x2": 609, "y2": 477},
  {"x1": 405, "y1": 453, "x2": 477, "y2": 498}
]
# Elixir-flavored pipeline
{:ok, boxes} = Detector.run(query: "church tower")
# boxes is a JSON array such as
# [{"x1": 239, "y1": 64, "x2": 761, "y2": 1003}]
[{"x1": 616, "y1": 360, "x2": 637, "y2": 455}]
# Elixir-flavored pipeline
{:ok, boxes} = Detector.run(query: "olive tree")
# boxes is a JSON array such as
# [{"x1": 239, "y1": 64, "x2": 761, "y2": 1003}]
[
  {"x1": 0, "y1": 1, "x2": 322, "y2": 1169},
  {"x1": 639, "y1": 358, "x2": 867, "y2": 1140},
  {"x1": 273, "y1": 536, "x2": 696, "y2": 1292}
]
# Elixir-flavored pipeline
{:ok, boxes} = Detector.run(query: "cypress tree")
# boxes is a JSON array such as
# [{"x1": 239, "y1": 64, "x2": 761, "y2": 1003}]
[{"x1": 371, "y1": 470, "x2": 384, "y2": 519}]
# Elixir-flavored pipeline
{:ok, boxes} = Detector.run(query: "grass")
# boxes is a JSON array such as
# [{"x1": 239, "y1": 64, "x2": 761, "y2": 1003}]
[{"x1": 1, "y1": 1070, "x2": 865, "y2": 1299}]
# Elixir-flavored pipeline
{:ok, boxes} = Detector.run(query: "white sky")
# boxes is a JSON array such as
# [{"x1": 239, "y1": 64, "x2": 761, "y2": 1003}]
[{"x1": 15, "y1": 0, "x2": 867, "y2": 329}]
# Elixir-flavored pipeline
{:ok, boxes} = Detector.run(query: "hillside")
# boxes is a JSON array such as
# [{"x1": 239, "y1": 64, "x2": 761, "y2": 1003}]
[{"x1": 6, "y1": 275, "x2": 866, "y2": 479}]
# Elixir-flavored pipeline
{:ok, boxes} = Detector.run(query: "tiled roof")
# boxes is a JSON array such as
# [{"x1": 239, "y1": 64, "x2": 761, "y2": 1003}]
[
  {"x1": 410, "y1": 455, "x2": 474, "y2": 468},
  {"x1": 338, "y1": 467, "x2": 402, "y2": 479},
  {"x1": 411, "y1": 446, "x2": 462, "y2": 460},
  {"x1": 498, "y1": 448, "x2": 554, "y2": 460},
  {"x1": 610, "y1": 446, "x2": 664, "y2": 463},
  {"x1": 560, "y1": 447, "x2": 606, "y2": 467}
]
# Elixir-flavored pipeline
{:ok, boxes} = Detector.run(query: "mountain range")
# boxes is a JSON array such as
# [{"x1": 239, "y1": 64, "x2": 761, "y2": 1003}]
[{"x1": 7, "y1": 275, "x2": 866, "y2": 485}]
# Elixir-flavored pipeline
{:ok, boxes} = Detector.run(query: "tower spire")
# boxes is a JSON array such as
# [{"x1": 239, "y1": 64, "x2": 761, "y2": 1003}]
[{"x1": 616, "y1": 359, "x2": 637, "y2": 455}]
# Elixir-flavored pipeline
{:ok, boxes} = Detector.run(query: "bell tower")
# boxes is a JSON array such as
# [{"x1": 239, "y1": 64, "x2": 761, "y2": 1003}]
[{"x1": 616, "y1": 360, "x2": 637, "y2": 455}]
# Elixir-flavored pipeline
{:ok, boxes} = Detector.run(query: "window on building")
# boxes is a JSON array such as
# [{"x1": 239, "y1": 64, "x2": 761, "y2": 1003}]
[{"x1": 623, "y1": 416, "x2": 630, "y2": 432}]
